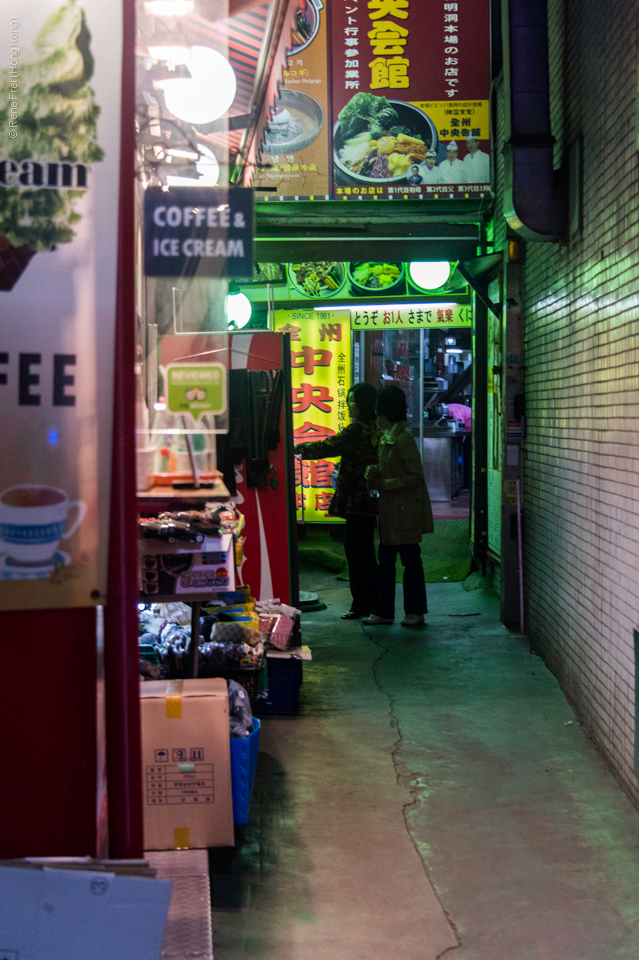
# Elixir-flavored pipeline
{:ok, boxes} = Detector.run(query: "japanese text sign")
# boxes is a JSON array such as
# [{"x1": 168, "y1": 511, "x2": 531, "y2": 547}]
[
  {"x1": 144, "y1": 186, "x2": 253, "y2": 278},
  {"x1": 274, "y1": 309, "x2": 351, "y2": 522},
  {"x1": 350, "y1": 302, "x2": 471, "y2": 329},
  {"x1": 330, "y1": 0, "x2": 491, "y2": 200}
]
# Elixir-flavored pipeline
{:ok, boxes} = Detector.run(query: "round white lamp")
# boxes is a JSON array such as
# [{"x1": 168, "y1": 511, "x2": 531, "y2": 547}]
[
  {"x1": 226, "y1": 284, "x2": 252, "y2": 329},
  {"x1": 166, "y1": 143, "x2": 220, "y2": 187},
  {"x1": 409, "y1": 261, "x2": 452, "y2": 290},
  {"x1": 162, "y1": 46, "x2": 237, "y2": 125},
  {"x1": 145, "y1": 1, "x2": 194, "y2": 15}
]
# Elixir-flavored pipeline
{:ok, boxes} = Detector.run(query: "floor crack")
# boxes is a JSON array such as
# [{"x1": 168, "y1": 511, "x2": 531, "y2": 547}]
[{"x1": 362, "y1": 625, "x2": 463, "y2": 958}]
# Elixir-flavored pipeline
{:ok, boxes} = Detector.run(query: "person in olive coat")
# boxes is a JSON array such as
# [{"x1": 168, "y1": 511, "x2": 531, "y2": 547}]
[{"x1": 363, "y1": 386, "x2": 433, "y2": 627}]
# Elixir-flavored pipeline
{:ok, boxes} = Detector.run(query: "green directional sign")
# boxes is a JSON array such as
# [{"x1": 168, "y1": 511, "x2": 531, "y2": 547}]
[{"x1": 165, "y1": 364, "x2": 227, "y2": 420}]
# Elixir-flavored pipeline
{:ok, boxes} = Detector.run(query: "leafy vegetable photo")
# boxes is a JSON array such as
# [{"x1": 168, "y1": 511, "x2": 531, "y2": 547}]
[{"x1": 335, "y1": 94, "x2": 430, "y2": 182}]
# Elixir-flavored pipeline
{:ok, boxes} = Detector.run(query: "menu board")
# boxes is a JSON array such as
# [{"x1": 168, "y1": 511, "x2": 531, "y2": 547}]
[
  {"x1": 330, "y1": 0, "x2": 490, "y2": 200},
  {"x1": 274, "y1": 309, "x2": 351, "y2": 522},
  {"x1": 252, "y1": 0, "x2": 331, "y2": 200}
]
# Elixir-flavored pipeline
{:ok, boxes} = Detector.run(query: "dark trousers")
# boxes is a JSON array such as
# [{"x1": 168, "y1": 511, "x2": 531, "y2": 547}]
[
  {"x1": 344, "y1": 514, "x2": 378, "y2": 615},
  {"x1": 374, "y1": 541, "x2": 427, "y2": 619}
]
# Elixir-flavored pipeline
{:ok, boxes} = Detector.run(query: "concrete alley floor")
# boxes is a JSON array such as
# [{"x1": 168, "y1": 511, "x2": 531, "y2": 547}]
[{"x1": 211, "y1": 566, "x2": 639, "y2": 960}]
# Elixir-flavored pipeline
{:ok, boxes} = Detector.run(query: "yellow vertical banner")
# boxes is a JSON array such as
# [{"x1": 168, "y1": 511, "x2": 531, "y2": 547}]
[{"x1": 274, "y1": 309, "x2": 351, "y2": 522}]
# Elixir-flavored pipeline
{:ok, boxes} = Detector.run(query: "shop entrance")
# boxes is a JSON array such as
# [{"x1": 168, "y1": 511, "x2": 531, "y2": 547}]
[{"x1": 357, "y1": 321, "x2": 473, "y2": 514}]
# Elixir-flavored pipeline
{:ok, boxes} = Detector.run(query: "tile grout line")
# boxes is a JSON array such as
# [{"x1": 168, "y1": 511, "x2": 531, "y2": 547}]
[{"x1": 362, "y1": 624, "x2": 463, "y2": 959}]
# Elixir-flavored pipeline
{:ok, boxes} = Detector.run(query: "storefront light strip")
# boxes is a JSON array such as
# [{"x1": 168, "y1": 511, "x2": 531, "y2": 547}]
[{"x1": 313, "y1": 303, "x2": 461, "y2": 312}]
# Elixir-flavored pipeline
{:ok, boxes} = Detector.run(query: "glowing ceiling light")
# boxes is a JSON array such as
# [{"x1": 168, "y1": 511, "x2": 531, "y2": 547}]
[
  {"x1": 166, "y1": 143, "x2": 220, "y2": 187},
  {"x1": 162, "y1": 46, "x2": 237, "y2": 125},
  {"x1": 409, "y1": 261, "x2": 452, "y2": 290},
  {"x1": 148, "y1": 45, "x2": 191, "y2": 64},
  {"x1": 166, "y1": 147, "x2": 200, "y2": 160},
  {"x1": 144, "y1": 0, "x2": 194, "y2": 15},
  {"x1": 226, "y1": 284, "x2": 252, "y2": 329}
]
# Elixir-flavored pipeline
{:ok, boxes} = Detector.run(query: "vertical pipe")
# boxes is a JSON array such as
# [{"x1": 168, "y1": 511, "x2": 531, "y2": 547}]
[
  {"x1": 419, "y1": 328, "x2": 424, "y2": 468},
  {"x1": 282, "y1": 333, "x2": 300, "y2": 607},
  {"x1": 103, "y1": 0, "x2": 144, "y2": 859},
  {"x1": 472, "y1": 296, "x2": 489, "y2": 570},
  {"x1": 516, "y1": 478, "x2": 524, "y2": 633}
]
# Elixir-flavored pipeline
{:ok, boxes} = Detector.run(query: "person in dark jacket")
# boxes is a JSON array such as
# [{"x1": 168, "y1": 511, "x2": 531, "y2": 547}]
[
  {"x1": 296, "y1": 382, "x2": 381, "y2": 619},
  {"x1": 363, "y1": 386, "x2": 433, "y2": 627}
]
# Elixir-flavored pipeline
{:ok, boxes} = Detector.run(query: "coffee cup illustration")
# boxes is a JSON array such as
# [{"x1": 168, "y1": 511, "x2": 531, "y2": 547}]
[{"x1": 0, "y1": 485, "x2": 87, "y2": 565}]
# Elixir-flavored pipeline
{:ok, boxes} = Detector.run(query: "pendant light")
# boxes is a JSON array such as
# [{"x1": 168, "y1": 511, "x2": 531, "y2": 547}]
[
  {"x1": 409, "y1": 261, "x2": 452, "y2": 291},
  {"x1": 226, "y1": 282, "x2": 252, "y2": 329},
  {"x1": 161, "y1": 46, "x2": 237, "y2": 126}
]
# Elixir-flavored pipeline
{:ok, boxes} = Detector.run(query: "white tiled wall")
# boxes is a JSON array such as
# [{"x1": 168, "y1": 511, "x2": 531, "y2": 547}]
[{"x1": 517, "y1": 0, "x2": 639, "y2": 801}]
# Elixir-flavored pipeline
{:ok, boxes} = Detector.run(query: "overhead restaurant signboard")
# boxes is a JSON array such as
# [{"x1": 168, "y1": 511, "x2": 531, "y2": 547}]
[
  {"x1": 252, "y1": 0, "x2": 331, "y2": 201},
  {"x1": 0, "y1": 0, "x2": 121, "y2": 610},
  {"x1": 350, "y1": 303, "x2": 472, "y2": 329},
  {"x1": 144, "y1": 187, "x2": 254, "y2": 278},
  {"x1": 248, "y1": 0, "x2": 490, "y2": 202},
  {"x1": 330, "y1": 0, "x2": 490, "y2": 201},
  {"x1": 274, "y1": 309, "x2": 351, "y2": 523}
]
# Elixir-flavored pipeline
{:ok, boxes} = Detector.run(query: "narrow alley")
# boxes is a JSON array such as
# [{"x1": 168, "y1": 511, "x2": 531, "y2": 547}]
[{"x1": 211, "y1": 568, "x2": 639, "y2": 960}]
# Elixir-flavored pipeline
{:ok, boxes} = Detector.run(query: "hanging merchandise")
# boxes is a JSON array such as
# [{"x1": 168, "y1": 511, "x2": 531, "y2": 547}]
[{"x1": 215, "y1": 369, "x2": 284, "y2": 489}]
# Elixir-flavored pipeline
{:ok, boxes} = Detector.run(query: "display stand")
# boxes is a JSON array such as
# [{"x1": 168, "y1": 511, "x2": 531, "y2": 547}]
[{"x1": 138, "y1": 482, "x2": 231, "y2": 679}]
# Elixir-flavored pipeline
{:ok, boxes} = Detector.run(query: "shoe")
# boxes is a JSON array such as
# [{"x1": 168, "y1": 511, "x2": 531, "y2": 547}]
[
  {"x1": 341, "y1": 611, "x2": 365, "y2": 620},
  {"x1": 361, "y1": 615, "x2": 394, "y2": 625},
  {"x1": 401, "y1": 614, "x2": 425, "y2": 627}
]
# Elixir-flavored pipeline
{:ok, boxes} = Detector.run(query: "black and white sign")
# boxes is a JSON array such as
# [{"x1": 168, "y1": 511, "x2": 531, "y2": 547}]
[{"x1": 144, "y1": 186, "x2": 253, "y2": 278}]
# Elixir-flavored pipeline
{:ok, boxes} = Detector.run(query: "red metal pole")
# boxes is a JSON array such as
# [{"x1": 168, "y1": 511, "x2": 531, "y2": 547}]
[{"x1": 103, "y1": 0, "x2": 144, "y2": 859}]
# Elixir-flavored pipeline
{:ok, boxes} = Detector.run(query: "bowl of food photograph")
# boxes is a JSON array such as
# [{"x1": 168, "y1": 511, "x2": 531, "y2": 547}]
[
  {"x1": 288, "y1": 261, "x2": 347, "y2": 298},
  {"x1": 262, "y1": 89, "x2": 324, "y2": 154},
  {"x1": 347, "y1": 262, "x2": 406, "y2": 297},
  {"x1": 333, "y1": 96, "x2": 438, "y2": 185},
  {"x1": 287, "y1": 0, "x2": 322, "y2": 55}
]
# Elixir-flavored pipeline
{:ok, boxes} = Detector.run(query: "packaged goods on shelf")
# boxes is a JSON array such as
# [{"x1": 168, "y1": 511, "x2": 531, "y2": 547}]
[
  {"x1": 139, "y1": 532, "x2": 235, "y2": 597},
  {"x1": 138, "y1": 601, "x2": 265, "y2": 679}
]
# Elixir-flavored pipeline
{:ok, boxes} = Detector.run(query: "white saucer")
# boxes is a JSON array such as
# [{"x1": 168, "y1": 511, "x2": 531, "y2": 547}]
[{"x1": 0, "y1": 551, "x2": 71, "y2": 580}]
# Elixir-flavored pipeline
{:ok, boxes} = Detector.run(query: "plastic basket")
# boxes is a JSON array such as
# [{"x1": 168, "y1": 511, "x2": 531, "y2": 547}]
[
  {"x1": 207, "y1": 669, "x2": 261, "y2": 702},
  {"x1": 230, "y1": 717, "x2": 261, "y2": 825}
]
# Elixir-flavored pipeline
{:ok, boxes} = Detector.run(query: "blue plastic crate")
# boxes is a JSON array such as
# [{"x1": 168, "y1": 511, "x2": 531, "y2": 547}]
[
  {"x1": 230, "y1": 717, "x2": 261, "y2": 825},
  {"x1": 253, "y1": 678, "x2": 300, "y2": 715}
]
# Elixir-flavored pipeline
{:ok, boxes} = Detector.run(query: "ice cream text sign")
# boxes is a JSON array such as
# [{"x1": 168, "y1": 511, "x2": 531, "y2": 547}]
[{"x1": 144, "y1": 186, "x2": 254, "y2": 278}]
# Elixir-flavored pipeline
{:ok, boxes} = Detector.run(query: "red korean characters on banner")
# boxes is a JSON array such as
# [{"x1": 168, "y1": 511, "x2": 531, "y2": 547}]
[
  {"x1": 275, "y1": 309, "x2": 351, "y2": 522},
  {"x1": 330, "y1": 0, "x2": 491, "y2": 200}
]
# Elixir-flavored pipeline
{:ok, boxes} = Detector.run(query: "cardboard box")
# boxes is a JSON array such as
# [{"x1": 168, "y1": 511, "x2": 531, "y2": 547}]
[
  {"x1": 139, "y1": 533, "x2": 235, "y2": 597},
  {"x1": 0, "y1": 864, "x2": 171, "y2": 959},
  {"x1": 140, "y1": 679, "x2": 234, "y2": 850}
]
